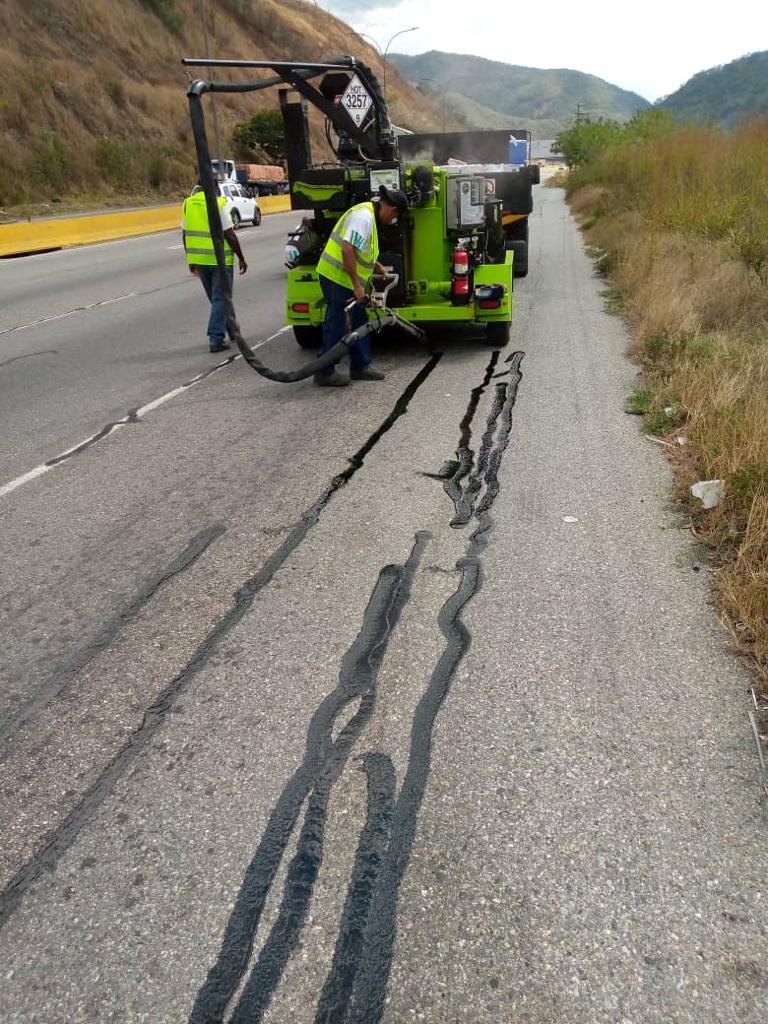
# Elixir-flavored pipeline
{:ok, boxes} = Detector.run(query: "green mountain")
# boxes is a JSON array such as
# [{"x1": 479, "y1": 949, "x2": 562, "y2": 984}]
[
  {"x1": 390, "y1": 50, "x2": 650, "y2": 137},
  {"x1": 658, "y1": 50, "x2": 768, "y2": 127}
]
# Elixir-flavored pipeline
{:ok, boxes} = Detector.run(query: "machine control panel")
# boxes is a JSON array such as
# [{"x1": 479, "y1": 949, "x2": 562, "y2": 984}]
[{"x1": 446, "y1": 175, "x2": 487, "y2": 230}]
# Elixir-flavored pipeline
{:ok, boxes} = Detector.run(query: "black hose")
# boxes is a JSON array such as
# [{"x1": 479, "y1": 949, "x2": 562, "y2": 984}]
[
  {"x1": 188, "y1": 87, "x2": 356, "y2": 382},
  {"x1": 187, "y1": 85, "x2": 422, "y2": 383}
]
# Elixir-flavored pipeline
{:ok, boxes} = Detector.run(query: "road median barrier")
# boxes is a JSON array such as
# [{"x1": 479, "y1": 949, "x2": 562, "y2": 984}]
[{"x1": 0, "y1": 194, "x2": 292, "y2": 258}]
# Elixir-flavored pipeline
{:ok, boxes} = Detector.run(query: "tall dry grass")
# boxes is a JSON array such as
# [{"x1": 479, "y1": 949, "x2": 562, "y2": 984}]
[
  {"x1": 0, "y1": 0, "x2": 446, "y2": 210},
  {"x1": 568, "y1": 120, "x2": 768, "y2": 698}
]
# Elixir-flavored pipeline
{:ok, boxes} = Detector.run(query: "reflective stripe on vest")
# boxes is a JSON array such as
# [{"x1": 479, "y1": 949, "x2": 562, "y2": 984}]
[
  {"x1": 182, "y1": 193, "x2": 234, "y2": 267},
  {"x1": 317, "y1": 202, "x2": 378, "y2": 288}
]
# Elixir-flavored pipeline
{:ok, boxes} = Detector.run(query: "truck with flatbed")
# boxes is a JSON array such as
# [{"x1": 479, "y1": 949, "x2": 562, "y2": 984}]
[
  {"x1": 211, "y1": 158, "x2": 288, "y2": 196},
  {"x1": 235, "y1": 163, "x2": 289, "y2": 198}
]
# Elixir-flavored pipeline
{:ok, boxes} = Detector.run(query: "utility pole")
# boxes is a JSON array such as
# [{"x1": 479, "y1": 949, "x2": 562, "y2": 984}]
[
  {"x1": 198, "y1": 0, "x2": 224, "y2": 177},
  {"x1": 420, "y1": 78, "x2": 448, "y2": 133},
  {"x1": 575, "y1": 103, "x2": 584, "y2": 124}
]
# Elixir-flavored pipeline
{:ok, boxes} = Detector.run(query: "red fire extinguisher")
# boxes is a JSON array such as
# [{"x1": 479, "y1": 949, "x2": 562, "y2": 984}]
[{"x1": 452, "y1": 244, "x2": 470, "y2": 306}]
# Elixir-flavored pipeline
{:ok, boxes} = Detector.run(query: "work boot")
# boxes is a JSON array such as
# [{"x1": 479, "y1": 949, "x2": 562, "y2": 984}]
[
  {"x1": 209, "y1": 339, "x2": 231, "y2": 353},
  {"x1": 314, "y1": 372, "x2": 350, "y2": 387},
  {"x1": 350, "y1": 366, "x2": 385, "y2": 381}
]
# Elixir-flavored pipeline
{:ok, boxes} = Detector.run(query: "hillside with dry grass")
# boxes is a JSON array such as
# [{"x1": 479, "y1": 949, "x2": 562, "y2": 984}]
[
  {"x1": 0, "y1": 0, "x2": 444, "y2": 211},
  {"x1": 562, "y1": 118, "x2": 768, "y2": 718}
]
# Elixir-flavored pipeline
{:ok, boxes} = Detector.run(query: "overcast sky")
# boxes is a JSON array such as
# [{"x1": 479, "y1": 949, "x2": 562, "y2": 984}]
[{"x1": 318, "y1": 0, "x2": 765, "y2": 102}]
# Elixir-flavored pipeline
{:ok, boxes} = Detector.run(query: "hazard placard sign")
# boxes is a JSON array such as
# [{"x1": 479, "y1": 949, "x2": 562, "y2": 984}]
[{"x1": 340, "y1": 75, "x2": 373, "y2": 127}]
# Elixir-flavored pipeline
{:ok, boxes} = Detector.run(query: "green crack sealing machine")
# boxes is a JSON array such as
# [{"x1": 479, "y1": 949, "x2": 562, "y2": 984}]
[{"x1": 183, "y1": 55, "x2": 537, "y2": 381}]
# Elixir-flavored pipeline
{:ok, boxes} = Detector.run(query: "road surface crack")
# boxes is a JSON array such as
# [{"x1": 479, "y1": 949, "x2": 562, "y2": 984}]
[{"x1": 0, "y1": 355, "x2": 441, "y2": 932}]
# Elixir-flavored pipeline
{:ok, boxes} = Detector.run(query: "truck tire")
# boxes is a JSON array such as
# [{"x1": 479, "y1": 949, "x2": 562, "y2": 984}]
[
  {"x1": 293, "y1": 325, "x2": 322, "y2": 349},
  {"x1": 505, "y1": 239, "x2": 528, "y2": 278},
  {"x1": 495, "y1": 171, "x2": 533, "y2": 215},
  {"x1": 230, "y1": 209, "x2": 241, "y2": 229},
  {"x1": 486, "y1": 321, "x2": 511, "y2": 346}
]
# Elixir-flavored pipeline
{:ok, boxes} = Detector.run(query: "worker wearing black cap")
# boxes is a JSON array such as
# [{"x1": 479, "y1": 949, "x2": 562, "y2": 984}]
[{"x1": 315, "y1": 185, "x2": 409, "y2": 387}]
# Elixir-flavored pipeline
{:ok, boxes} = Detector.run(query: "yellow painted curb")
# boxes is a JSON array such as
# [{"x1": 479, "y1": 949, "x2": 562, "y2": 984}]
[
  {"x1": 257, "y1": 195, "x2": 292, "y2": 216},
  {"x1": 0, "y1": 194, "x2": 292, "y2": 258}
]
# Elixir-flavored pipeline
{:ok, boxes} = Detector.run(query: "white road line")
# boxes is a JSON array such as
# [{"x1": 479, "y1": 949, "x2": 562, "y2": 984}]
[
  {"x1": 0, "y1": 293, "x2": 137, "y2": 336},
  {"x1": 0, "y1": 327, "x2": 290, "y2": 500},
  {"x1": 50, "y1": 422, "x2": 127, "y2": 463},
  {"x1": 135, "y1": 385, "x2": 189, "y2": 418},
  {"x1": 0, "y1": 464, "x2": 50, "y2": 499}
]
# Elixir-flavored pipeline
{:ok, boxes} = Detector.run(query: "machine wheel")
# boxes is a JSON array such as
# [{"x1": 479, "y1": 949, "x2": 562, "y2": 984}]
[
  {"x1": 230, "y1": 209, "x2": 241, "y2": 229},
  {"x1": 293, "y1": 325, "x2": 322, "y2": 349},
  {"x1": 486, "y1": 321, "x2": 511, "y2": 347},
  {"x1": 528, "y1": 163, "x2": 541, "y2": 185},
  {"x1": 505, "y1": 239, "x2": 528, "y2": 278},
  {"x1": 253, "y1": 206, "x2": 262, "y2": 227}
]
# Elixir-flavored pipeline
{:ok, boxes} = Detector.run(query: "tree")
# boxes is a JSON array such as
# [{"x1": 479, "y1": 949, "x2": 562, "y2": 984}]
[
  {"x1": 231, "y1": 110, "x2": 286, "y2": 163},
  {"x1": 555, "y1": 110, "x2": 679, "y2": 169},
  {"x1": 142, "y1": 0, "x2": 183, "y2": 34},
  {"x1": 555, "y1": 118, "x2": 622, "y2": 168}
]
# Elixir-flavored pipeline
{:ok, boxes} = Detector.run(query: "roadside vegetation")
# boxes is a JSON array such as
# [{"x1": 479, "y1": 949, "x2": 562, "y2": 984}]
[
  {"x1": 0, "y1": 0, "x2": 445, "y2": 218},
  {"x1": 557, "y1": 112, "x2": 768, "y2": 710}
]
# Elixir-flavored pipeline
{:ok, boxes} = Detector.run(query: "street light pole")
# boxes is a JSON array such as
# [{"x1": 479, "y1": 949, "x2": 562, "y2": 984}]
[
  {"x1": 358, "y1": 33, "x2": 383, "y2": 64},
  {"x1": 382, "y1": 26, "x2": 418, "y2": 103},
  {"x1": 360, "y1": 27, "x2": 419, "y2": 103}
]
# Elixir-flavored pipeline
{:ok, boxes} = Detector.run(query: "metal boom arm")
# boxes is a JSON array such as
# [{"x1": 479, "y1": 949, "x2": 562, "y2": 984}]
[{"x1": 182, "y1": 56, "x2": 396, "y2": 161}]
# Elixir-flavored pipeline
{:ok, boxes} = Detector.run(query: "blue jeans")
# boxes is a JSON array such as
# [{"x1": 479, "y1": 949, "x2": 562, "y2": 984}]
[
  {"x1": 195, "y1": 265, "x2": 234, "y2": 345},
  {"x1": 318, "y1": 275, "x2": 371, "y2": 377}
]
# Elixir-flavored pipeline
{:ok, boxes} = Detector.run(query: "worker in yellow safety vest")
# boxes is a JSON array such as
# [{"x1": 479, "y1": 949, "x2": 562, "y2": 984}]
[
  {"x1": 182, "y1": 186, "x2": 248, "y2": 353},
  {"x1": 315, "y1": 185, "x2": 408, "y2": 387}
]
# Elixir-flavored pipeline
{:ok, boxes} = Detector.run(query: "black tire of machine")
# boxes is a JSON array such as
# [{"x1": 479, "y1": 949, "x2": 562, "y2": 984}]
[
  {"x1": 486, "y1": 320, "x2": 511, "y2": 346},
  {"x1": 504, "y1": 219, "x2": 529, "y2": 277},
  {"x1": 230, "y1": 208, "x2": 241, "y2": 229},
  {"x1": 528, "y1": 163, "x2": 541, "y2": 185},
  {"x1": 293, "y1": 325, "x2": 322, "y2": 349},
  {"x1": 505, "y1": 238, "x2": 528, "y2": 278}
]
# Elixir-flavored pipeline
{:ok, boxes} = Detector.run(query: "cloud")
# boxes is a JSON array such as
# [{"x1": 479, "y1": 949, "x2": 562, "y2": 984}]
[{"x1": 319, "y1": 0, "x2": 765, "y2": 103}]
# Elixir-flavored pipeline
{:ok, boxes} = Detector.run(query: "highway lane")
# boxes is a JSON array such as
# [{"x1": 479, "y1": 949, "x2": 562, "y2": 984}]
[
  {"x1": 0, "y1": 211, "x2": 290, "y2": 331},
  {"x1": 0, "y1": 190, "x2": 766, "y2": 1023},
  {"x1": 0, "y1": 212, "x2": 296, "y2": 479}
]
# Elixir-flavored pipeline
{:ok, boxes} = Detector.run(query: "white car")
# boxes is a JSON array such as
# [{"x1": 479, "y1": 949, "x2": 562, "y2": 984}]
[{"x1": 192, "y1": 183, "x2": 261, "y2": 229}]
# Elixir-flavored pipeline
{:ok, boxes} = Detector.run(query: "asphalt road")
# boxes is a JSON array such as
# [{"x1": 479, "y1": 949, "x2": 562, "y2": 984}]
[{"x1": 0, "y1": 194, "x2": 765, "y2": 1023}]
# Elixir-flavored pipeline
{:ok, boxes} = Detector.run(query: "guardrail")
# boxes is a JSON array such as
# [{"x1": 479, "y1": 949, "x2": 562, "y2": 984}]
[{"x1": 0, "y1": 194, "x2": 292, "y2": 258}]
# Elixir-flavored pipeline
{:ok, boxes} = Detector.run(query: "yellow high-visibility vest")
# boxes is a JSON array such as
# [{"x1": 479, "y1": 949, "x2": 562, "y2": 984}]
[
  {"x1": 317, "y1": 202, "x2": 378, "y2": 289},
  {"x1": 182, "y1": 192, "x2": 234, "y2": 267}
]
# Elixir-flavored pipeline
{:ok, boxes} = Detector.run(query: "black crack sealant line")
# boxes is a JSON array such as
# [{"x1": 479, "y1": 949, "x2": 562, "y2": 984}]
[
  {"x1": 186, "y1": 71, "x2": 425, "y2": 384},
  {"x1": 188, "y1": 350, "x2": 523, "y2": 1024},
  {"x1": 313, "y1": 752, "x2": 395, "y2": 1024},
  {"x1": 331, "y1": 351, "x2": 525, "y2": 1024},
  {"x1": 441, "y1": 348, "x2": 500, "y2": 518},
  {"x1": 190, "y1": 533, "x2": 429, "y2": 1024},
  {"x1": 0, "y1": 524, "x2": 226, "y2": 749},
  {"x1": 0, "y1": 356, "x2": 439, "y2": 933}
]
